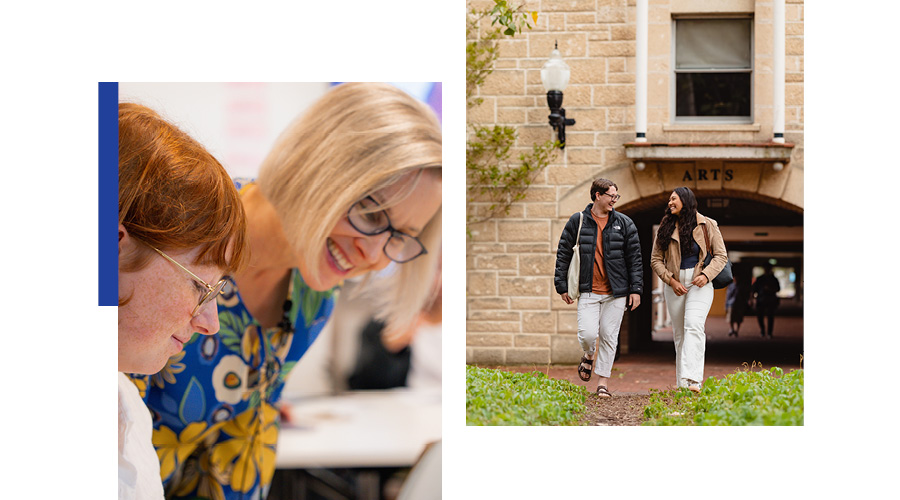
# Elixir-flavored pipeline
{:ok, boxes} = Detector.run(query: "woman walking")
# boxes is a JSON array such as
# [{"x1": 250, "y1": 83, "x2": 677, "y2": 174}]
[{"x1": 650, "y1": 187, "x2": 727, "y2": 392}]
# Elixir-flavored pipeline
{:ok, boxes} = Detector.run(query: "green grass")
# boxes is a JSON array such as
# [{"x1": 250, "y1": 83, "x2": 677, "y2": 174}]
[
  {"x1": 466, "y1": 365, "x2": 589, "y2": 425},
  {"x1": 643, "y1": 364, "x2": 804, "y2": 426}
]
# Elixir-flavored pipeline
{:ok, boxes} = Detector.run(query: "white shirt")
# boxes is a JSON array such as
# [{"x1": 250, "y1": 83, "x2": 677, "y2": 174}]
[
  {"x1": 118, "y1": 373, "x2": 165, "y2": 500},
  {"x1": 408, "y1": 322, "x2": 442, "y2": 389}
]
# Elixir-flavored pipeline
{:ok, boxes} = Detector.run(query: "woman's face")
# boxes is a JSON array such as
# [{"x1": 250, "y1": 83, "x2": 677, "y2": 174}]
[
  {"x1": 302, "y1": 171, "x2": 442, "y2": 291},
  {"x1": 668, "y1": 191, "x2": 683, "y2": 215},
  {"x1": 118, "y1": 242, "x2": 224, "y2": 374}
]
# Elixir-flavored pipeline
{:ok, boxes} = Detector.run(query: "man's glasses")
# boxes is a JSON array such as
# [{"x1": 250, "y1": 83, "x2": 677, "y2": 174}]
[
  {"x1": 602, "y1": 192, "x2": 621, "y2": 202},
  {"x1": 347, "y1": 196, "x2": 427, "y2": 263},
  {"x1": 151, "y1": 246, "x2": 228, "y2": 317}
]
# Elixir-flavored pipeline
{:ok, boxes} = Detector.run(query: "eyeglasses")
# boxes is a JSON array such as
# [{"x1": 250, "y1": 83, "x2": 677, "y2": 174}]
[
  {"x1": 602, "y1": 192, "x2": 621, "y2": 202},
  {"x1": 347, "y1": 196, "x2": 428, "y2": 263},
  {"x1": 151, "y1": 246, "x2": 228, "y2": 317}
]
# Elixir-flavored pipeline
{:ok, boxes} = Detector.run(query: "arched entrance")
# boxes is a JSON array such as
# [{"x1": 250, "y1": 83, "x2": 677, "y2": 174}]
[{"x1": 617, "y1": 191, "x2": 803, "y2": 356}]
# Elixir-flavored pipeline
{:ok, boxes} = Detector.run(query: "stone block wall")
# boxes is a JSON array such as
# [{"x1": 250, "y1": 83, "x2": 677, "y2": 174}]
[{"x1": 466, "y1": 0, "x2": 804, "y2": 365}]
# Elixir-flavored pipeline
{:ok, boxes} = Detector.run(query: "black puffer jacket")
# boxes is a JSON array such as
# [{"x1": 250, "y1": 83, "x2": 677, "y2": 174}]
[{"x1": 554, "y1": 204, "x2": 643, "y2": 298}]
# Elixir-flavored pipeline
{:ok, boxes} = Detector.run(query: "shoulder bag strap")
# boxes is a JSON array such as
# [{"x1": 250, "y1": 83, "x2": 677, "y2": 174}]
[
  {"x1": 701, "y1": 223, "x2": 712, "y2": 255},
  {"x1": 576, "y1": 212, "x2": 584, "y2": 239}
]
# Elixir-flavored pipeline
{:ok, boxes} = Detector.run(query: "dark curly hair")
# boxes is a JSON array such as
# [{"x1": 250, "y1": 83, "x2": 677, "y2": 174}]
[{"x1": 655, "y1": 186, "x2": 698, "y2": 254}]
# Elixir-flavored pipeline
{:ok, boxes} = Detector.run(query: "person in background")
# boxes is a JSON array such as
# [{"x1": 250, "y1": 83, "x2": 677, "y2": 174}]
[
  {"x1": 118, "y1": 103, "x2": 249, "y2": 500},
  {"x1": 283, "y1": 254, "x2": 442, "y2": 397},
  {"x1": 133, "y1": 83, "x2": 442, "y2": 499},
  {"x1": 751, "y1": 263, "x2": 781, "y2": 338},
  {"x1": 554, "y1": 178, "x2": 643, "y2": 398},
  {"x1": 725, "y1": 274, "x2": 749, "y2": 337},
  {"x1": 649, "y1": 187, "x2": 727, "y2": 393},
  {"x1": 405, "y1": 254, "x2": 442, "y2": 390},
  {"x1": 347, "y1": 254, "x2": 442, "y2": 391}
]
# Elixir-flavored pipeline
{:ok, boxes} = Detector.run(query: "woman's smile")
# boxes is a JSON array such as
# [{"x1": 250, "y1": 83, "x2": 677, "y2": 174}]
[
  {"x1": 668, "y1": 192, "x2": 683, "y2": 214},
  {"x1": 302, "y1": 171, "x2": 441, "y2": 291},
  {"x1": 326, "y1": 238, "x2": 353, "y2": 272}
]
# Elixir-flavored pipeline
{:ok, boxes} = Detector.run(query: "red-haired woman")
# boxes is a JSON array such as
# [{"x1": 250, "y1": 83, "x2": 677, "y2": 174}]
[{"x1": 118, "y1": 103, "x2": 249, "y2": 499}]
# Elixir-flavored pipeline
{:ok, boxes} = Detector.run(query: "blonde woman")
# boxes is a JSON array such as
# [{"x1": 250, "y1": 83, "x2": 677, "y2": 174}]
[{"x1": 133, "y1": 83, "x2": 442, "y2": 499}]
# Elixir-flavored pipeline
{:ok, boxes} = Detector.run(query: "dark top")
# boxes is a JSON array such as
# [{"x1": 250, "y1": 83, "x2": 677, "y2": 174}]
[
  {"x1": 554, "y1": 204, "x2": 643, "y2": 298},
  {"x1": 681, "y1": 240, "x2": 700, "y2": 269},
  {"x1": 752, "y1": 273, "x2": 781, "y2": 305},
  {"x1": 348, "y1": 319, "x2": 411, "y2": 390}
]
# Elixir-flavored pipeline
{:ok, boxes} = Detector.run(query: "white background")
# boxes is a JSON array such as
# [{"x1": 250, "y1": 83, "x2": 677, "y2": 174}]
[
  {"x1": 1, "y1": 1, "x2": 896, "y2": 498},
  {"x1": 118, "y1": 82, "x2": 441, "y2": 179},
  {"x1": 119, "y1": 82, "x2": 329, "y2": 179}
]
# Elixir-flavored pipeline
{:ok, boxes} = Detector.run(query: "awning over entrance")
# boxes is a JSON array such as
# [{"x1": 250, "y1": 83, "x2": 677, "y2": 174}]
[{"x1": 624, "y1": 141, "x2": 794, "y2": 165}]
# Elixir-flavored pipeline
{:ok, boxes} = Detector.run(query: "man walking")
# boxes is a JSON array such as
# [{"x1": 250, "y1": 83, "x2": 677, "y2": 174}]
[
  {"x1": 554, "y1": 178, "x2": 643, "y2": 398},
  {"x1": 751, "y1": 263, "x2": 781, "y2": 338}
]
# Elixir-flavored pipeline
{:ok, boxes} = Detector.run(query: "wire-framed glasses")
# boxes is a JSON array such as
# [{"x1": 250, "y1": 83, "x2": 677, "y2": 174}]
[{"x1": 151, "y1": 246, "x2": 228, "y2": 317}]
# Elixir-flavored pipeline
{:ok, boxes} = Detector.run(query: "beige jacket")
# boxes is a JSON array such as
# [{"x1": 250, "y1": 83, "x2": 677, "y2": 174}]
[{"x1": 650, "y1": 213, "x2": 728, "y2": 286}]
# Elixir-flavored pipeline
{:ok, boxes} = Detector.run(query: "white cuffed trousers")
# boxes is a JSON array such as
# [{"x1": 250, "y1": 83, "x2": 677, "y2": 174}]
[
  {"x1": 576, "y1": 293, "x2": 626, "y2": 378},
  {"x1": 663, "y1": 269, "x2": 714, "y2": 388}
]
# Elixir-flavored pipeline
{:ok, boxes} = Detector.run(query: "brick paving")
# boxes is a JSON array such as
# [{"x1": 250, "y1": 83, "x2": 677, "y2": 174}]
[{"x1": 489, "y1": 316, "x2": 803, "y2": 395}]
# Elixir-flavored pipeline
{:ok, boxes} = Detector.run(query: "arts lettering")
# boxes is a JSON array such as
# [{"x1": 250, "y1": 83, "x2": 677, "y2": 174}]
[{"x1": 682, "y1": 169, "x2": 735, "y2": 182}]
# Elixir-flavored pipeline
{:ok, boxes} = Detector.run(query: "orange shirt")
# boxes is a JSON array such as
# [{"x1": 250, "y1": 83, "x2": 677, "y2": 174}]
[{"x1": 591, "y1": 212, "x2": 612, "y2": 294}]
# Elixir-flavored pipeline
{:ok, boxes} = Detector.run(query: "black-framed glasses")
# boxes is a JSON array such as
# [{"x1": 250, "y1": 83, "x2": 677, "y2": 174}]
[
  {"x1": 602, "y1": 192, "x2": 621, "y2": 202},
  {"x1": 151, "y1": 246, "x2": 227, "y2": 317},
  {"x1": 347, "y1": 196, "x2": 428, "y2": 263}
]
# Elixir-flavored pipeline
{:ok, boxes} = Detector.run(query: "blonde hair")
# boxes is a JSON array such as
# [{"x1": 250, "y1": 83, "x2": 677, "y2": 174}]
[{"x1": 257, "y1": 82, "x2": 442, "y2": 334}]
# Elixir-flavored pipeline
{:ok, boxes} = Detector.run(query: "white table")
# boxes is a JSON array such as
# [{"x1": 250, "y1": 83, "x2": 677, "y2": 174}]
[
  {"x1": 271, "y1": 389, "x2": 441, "y2": 500},
  {"x1": 277, "y1": 388, "x2": 441, "y2": 469}
]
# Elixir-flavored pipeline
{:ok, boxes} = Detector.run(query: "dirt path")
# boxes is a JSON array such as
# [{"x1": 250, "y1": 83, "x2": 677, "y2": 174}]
[{"x1": 581, "y1": 392, "x2": 651, "y2": 426}]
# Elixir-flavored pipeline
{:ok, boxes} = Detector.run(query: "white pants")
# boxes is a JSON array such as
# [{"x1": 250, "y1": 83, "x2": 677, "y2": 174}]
[
  {"x1": 663, "y1": 269, "x2": 714, "y2": 387},
  {"x1": 576, "y1": 293, "x2": 626, "y2": 378}
]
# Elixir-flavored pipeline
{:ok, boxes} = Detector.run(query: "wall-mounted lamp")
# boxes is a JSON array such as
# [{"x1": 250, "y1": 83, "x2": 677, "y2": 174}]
[
  {"x1": 634, "y1": 161, "x2": 646, "y2": 171},
  {"x1": 541, "y1": 42, "x2": 575, "y2": 149},
  {"x1": 772, "y1": 161, "x2": 784, "y2": 172}
]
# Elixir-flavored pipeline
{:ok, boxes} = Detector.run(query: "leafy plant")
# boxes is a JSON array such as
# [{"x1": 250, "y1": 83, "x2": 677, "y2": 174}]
[
  {"x1": 466, "y1": 1, "x2": 558, "y2": 228},
  {"x1": 466, "y1": 366, "x2": 588, "y2": 425},
  {"x1": 490, "y1": 0, "x2": 536, "y2": 36},
  {"x1": 642, "y1": 363, "x2": 804, "y2": 426},
  {"x1": 466, "y1": 125, "x2": 559, "y2": 225},
  {"x1": 466, "y1": 8, "x2": 501, "y2": 110},
  {"x1": 466, "y1": 0, "x2": 534, "y2": 109}
]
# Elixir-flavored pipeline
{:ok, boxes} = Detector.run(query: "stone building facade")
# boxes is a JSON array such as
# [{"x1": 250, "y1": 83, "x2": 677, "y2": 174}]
[{"x1": 466, "y1": 0, "x2": 804, "y2": 365}]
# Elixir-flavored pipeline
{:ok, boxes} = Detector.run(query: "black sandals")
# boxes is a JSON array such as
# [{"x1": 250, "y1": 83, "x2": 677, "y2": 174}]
[{"x1": 577, "y1": 354, "x2": 593, "y2": 381}]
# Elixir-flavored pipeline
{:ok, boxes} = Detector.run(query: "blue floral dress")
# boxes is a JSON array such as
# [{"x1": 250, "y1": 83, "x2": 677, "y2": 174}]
[{"x1": 129, "y1": 180, "x2": 337, "y2": 500}]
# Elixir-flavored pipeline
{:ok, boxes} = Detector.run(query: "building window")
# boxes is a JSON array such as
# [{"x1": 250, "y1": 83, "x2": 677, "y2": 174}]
[{"x1": 673, "y1": 18, "x2": 753, "y2": 123}]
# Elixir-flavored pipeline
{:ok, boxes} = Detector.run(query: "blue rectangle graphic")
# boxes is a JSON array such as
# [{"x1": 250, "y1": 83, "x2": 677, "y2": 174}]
[{"x1": 99, "y1": 82, "x2": 118, "y2": 306}]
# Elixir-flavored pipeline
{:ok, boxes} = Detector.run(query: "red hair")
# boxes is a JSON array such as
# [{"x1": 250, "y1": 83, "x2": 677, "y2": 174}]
[{"x1": 118, "y1": 103, "x2": 249, "y2": 277}]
